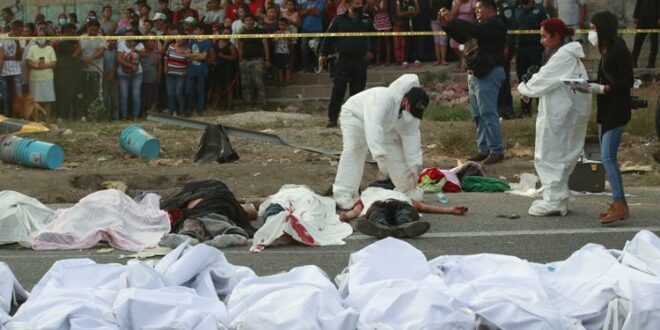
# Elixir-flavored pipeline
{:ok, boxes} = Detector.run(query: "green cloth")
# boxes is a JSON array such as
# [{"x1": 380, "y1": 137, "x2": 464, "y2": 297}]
[
  {"x1": 461, "y1": 176, "x2": 510, "y2": 192},
  {"x1": 418, "y1": 176, "x2": 446, "y2": 193}
]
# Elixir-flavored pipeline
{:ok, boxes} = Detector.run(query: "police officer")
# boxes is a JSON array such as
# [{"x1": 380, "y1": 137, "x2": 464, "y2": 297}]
[
  {"x1": 497, "y1": 0, "x2": 517, "y2": 119},
  {"x1": 319, "y1": 0, "x2": 375, "y2": 128},
  {"x1": 515, "y1": 0, "x2": 548, "y2": 116}
]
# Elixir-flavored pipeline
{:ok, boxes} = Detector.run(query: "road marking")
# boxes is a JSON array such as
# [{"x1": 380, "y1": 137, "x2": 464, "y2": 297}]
[{"x1": 346, "y1": 226, "x2": 660, "y2": 240}]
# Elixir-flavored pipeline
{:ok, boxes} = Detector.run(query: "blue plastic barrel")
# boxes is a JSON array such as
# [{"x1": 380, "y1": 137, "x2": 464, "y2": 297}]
[
  {"x1": 0, "y1": 136, "x2": 21, "y2": 163},
  {"x1": 0, "y1": 136, "x2": 64, "y2": 169},
  {"x1": 119, "y1": 124, "x2": 160, "y2": 160}
]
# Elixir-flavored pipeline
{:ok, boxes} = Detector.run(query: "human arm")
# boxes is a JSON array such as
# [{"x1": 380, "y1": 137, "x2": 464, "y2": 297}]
[
  {"x1": 518, "y1": 48, "x2": 575, "y2": 97},
  {"x1": 339, "y1": 201, "x2": 364, "y2": 221},
  {"x1": 319, "y1": 16, "x2": 339, "y2": 66},
  {"x1": 83, "y1": 43, "x2": 107, "y2": 65},
  {"x1": 262, "y1": 37, "x2": 271, "y2": 67},
  {"x1": 363, "y1": 94, "x2": 395, "y2": 174},
  {"x1": 412, "y1": 201, "x2": 468, "y2": 215},
  {"x1": 579, "y1": 3, "x2": 587, "y2": 28},
  {"x1": 0, "y1": 47, "x2": 4, "y2": 73}
]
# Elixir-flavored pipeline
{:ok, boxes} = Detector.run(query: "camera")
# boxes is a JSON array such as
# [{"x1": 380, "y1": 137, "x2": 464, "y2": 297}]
[
  {"x1": 521, "y1": 65, "x2": 540, "y2": 83},
  {"x1": 630, "y1": 96, "x2": 648, "y2": 110}
]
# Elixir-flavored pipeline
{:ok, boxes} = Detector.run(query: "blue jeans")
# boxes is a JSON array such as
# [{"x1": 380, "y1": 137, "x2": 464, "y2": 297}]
[
  {"x1": 186, "y1": 74, "x2": 206, "y2": 114},
  {"x1": 167, "y1": 75, "x2": 186, "y2": 115},
  {"x1": 468, "y1": 67, "x2": 505, "y2": 155},
  {"x1": 600, "y1": 125, "x2": 626, "y2": 202},
  {"x1": 118, "y1": 73, "x2": 143, "y2": 118}
]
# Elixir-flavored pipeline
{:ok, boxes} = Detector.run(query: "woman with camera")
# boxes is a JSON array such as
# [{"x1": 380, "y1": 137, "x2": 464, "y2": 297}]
[{"x1": 583, "y1": 11, "x2": 635, "y2": 224}]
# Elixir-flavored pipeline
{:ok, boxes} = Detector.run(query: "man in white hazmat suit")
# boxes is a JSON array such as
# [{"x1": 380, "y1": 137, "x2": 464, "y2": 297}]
[
  {"x1": 332, "y1": 74, "x2": 430, "y2": 210},
  {"x1": 517, "y1": 19, "x2": 591, "y2": 216}
]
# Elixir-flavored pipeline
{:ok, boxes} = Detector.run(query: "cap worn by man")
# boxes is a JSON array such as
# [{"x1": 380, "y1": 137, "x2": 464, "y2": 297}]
[{"x1": 153, "y1": 13, "x2": 167, "y2": 21}]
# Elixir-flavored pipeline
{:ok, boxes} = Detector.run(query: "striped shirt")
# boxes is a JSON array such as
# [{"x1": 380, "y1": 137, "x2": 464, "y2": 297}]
[
  {"x1": 165, "y1": 44, "x2": 189, "y2": 76},
  {"x1": 0, "y1": 35, "x2": 22, "y2": 77}
]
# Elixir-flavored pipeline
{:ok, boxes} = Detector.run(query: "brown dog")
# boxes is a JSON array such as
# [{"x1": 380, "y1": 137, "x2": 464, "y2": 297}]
[{"x1": 12, "y1": 94, "x2": 48, "y2": 121}]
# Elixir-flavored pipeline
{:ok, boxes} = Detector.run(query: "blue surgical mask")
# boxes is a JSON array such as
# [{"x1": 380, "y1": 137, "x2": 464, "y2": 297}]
[
  {"x1": 36, "y1": 39, "x2": 47, "y2": 46},
  {"x1": 58, "y1": 18, "x2": 69, "y2": 25}
]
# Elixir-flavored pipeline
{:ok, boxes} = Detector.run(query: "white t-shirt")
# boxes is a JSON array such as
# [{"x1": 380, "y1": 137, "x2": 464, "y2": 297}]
[
  {"x1": 359, "y1": 187, "x2": 413, "y2": 217},
  {"x1": 117, "y1": 40, "x2": 145, "y2": 75},
  {"x1": 0, "y1": 34, "x2": 22, "y2": 77},
  {"x1": 203, "y1": 10, "x2": 226, "y2": 25},
  {"x1": 80, "y1": 35, "x2": 108, "y2": 72},
  {"x1": 553, "y1": 0, "x2": 586, "y2": 27}
]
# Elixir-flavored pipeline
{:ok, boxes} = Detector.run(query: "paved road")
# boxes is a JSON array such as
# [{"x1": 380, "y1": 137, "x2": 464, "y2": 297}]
[{"x1": 2, "y1": 187, "x2": 659, "y2": 290}]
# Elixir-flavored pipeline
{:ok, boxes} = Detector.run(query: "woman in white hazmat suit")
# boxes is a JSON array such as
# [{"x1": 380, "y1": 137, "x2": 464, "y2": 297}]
[
  {"x1": 332, "y1": 74, "x2": 430, "y2": 210},
  {"x1": 517, "y1": 18, "x2": 592, "y2": 216}
]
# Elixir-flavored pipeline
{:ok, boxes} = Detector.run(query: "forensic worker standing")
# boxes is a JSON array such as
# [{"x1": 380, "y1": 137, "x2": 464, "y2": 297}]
[
  {"x1": 332, "y1": 74, "x2": 429, "y2": 210},
  {"x1": 517, "y1": 19, "x2": 591, "y2": 217},
  {"x1": 319, "y1": 0, "x2": 375, "y2": 128}
]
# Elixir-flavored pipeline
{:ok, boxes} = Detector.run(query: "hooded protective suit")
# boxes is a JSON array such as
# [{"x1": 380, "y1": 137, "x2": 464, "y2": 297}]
[
  {"x1": 332, "y1": 74, "x2": 424, "y2": 209},
  {"x1": 517, "y1": 42, "x2": 592, "y2": 216}
]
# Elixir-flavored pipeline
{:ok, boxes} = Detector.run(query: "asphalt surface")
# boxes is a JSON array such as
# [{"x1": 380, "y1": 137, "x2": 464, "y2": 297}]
[{"x1": 1, "y1": 187, "x2": 659, "y2": 290}]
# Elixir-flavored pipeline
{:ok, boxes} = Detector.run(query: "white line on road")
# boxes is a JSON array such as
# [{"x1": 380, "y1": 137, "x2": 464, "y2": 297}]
[{"x1": 345, "y1": 226, "x2": 660, "y2": 240}]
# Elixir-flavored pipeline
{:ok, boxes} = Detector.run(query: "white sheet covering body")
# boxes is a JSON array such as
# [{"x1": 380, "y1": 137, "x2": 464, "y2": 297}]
[
  {"x1": 332, "y1": 74, "x2": 424, "y2": 209},
  {"x1": 0, "y1": 263, "x2": 28, "y2": 328},
  {"x1": 358, "y1": 187, "x2": 413, "y2": 217},
  {"x1": 227, "y1": 265, "x2": 359, "y2": 329},
  {"x1": 0, "y1": 191, "x2": 53, "y2": 247},
  {"x1": 336, "y1": 238, "x2": 476, "y2": 329},
  {"x1": 251, "y1": 185, "x2": 353, "y2": 252},
  {"x1": 517, "y1": 42, "x2": 592, "y2": 216},
  {"x1": 6, "y1": 241, "x2": 254, "y2": 329},
  {"x1": 30, "y1": 189, "x2": 170, "y2": 251}
]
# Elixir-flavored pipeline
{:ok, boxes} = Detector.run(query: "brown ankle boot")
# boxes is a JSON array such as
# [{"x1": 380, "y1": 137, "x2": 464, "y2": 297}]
[
  {"x1": 600, "y1": 202, "x2": 630, "y2": 224},
  {"x1": 599, "y1": 203, "x2": 614, "y2": 219}
]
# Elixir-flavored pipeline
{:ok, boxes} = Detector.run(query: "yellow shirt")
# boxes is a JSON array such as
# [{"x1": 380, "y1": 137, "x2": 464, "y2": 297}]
[{"x1": 27, "y1": 46, "x2": 57, "y2": 81}]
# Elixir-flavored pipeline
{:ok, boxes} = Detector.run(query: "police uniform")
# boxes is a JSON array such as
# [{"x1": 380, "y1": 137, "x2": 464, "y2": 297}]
[
  {"x1": 320, "y1": 11, "x2": 375, "y2": 127},
  {"x1": 497, "y1": 0, "x2": 516, "y2": 119},
  {"x1": 515, "y1": 2, "x2": 548, "y2": 115}
]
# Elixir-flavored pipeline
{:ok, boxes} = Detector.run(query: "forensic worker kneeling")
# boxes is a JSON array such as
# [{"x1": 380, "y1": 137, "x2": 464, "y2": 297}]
[
  {"x1": 517, "y1": 19, "x2": 592, "y2": 217},
  {"x1": 332, "y1": 74, "x2": 430, "y2": 210}
]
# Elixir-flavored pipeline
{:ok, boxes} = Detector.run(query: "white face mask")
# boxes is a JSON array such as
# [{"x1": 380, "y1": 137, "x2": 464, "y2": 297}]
[
  {"x1": 401, "y1": 110, "x2": 419, "y2": 125},
  {"x1": 36, "y1": 39, "x2": 47, "y2": 46},
  {"x1": 588, "y1": 31, "x2": 598, "y2": 47}
]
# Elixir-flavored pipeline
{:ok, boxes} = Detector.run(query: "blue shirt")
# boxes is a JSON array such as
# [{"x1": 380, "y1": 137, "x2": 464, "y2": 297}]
[
  {"x1": 187, "y1": 40, "x2": 213, "y2": 77},
  {"x1": 301, "y1": 0, "x2": 325, "y2": 32},
  {"x1": 103, "y1": 48, "x2": 117, "y2": 76}
]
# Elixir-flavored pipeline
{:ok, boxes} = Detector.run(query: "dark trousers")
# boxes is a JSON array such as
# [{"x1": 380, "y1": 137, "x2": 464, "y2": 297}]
[
  {"x1": 498, "y1": 51, "x2": 514, "y2": 118},
  {"x1": 141, "y1": 82, "x2": 159, "y2": 116},
  {"x1": 631, "y1": 19, "x2": 658, "y2": 68},
  {"x1": 328, "y1": 55, "x2": 368, "y2": 123},
  {"x1": 55, "y1": 79, "x2": 80, "y2": 119},
  {"x1": 516, "y1": 44, "x2": 543, "y2": 115}
]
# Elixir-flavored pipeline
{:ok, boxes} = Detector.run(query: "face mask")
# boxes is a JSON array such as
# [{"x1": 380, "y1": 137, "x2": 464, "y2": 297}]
[
  {"x1": 401, "y1": 110, "x2": 419, "y2": 125},
  {"x1": 36, "y1": 39, "x2": 47, "y2": 46},
  {"x1": 353, "y1": 6, "x2": 364, "y2": 16},
  {"x1": 588, "y1": 31, "x2": 598, "y2": 47},
  {"x1": 58, "y1": 18, "x2": 68, "y2": 25}
]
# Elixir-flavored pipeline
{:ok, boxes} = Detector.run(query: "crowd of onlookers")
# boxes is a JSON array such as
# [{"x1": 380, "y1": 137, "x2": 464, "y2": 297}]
[{"x1": 0, "y1": 0, "x2": 656, "y2": 121}]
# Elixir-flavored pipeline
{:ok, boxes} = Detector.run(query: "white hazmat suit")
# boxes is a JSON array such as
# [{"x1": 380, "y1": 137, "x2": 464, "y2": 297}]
[
  {"x1": 333, "y1": 74, "x2": 424, "y2": 210},
  {"x1": 517, "y1": 42, "x2": 592, "y2": 216}
]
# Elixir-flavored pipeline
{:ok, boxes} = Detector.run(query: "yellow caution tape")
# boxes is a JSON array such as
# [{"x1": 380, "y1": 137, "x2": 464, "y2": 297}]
[{"x1": 0, "y1": 29, "x2": 658, "y2": 41}]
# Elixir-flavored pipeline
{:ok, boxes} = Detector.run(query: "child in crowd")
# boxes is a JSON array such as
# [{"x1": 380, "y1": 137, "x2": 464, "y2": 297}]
[
  {"x1": 164, "y1": 36, "x2": 190, "y2": 116},
  {"x1": 25, "y1": 32, "x2": 57, "y2": 118},
  {"x1": 211, "y1": 28, "x2": 239, "y2": 110},
  {"x1": 273, "y1": 18, "x2": 292, "y2": 86},
  {"x1": 103, "y1": 39, "x2": 119, "y2": 120},
  {"x1": 187, "y1": 23, "x2": 213, "y2": 116},
  {"x1": 141, "y1": 37, "x2": 161, "y2": 117}
]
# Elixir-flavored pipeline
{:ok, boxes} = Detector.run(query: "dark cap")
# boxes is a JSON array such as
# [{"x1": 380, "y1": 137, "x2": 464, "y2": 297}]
[{"x1": 404, "y1": 87, "x2": 429, "y2": 119}]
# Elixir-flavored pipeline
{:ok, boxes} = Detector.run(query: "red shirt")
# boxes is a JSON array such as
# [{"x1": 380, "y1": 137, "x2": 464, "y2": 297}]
[
  {"x1": 172, "y1": 7, "x2": 200, "y2": 25},
  {"x1": 249, "y1": 0, "x2": 264, "y2": 15},
  {"x1": 226, "y1": 2, "x2": 250, "y2": 21}
]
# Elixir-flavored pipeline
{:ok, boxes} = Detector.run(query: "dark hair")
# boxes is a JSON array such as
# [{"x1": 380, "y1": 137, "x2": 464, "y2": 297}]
[
  {"x1": 25, "y1": 23, "x2": 35, "y2": 32},
  {"x1": 404, "y1": 87, "x2": 430, "y2": 119},
  {"x1": 69, "y1": 13, "x2": 78, "y2": 21},
  {"x1": 1, "y1": 7, "x2": 13, "y2": 16},
  {"x1": 590, "y1": 10, "x2": 618, "y2": 55},
  {"x1": 243, "y1": 14, "x2": 255, "y2": 20},
  {"x1": 476, "y1": 0, "x2": 497, "y2": 10},
  {"x1": 10, "y1": 20, "x2": 23, "y2": 29},
  {"x1": 540, "y1": 18, "x2": 575, "y2": 39},
  {"x1": 103, "y1": 5, "x2": 112, "y2": 11},
  {"x1": 88, "y1": 10, "x2": 98, "y2": 16},
  {"x1": 279, "y1": 17, "x2": 288, "y2": 25},
  {"x1": 86, "y1": 19, "x2": 101, "y2": 29},
  {"x1": 143, "y1": 5, "x2": 152, "y2": 11},
  {"x1": 62, "y1": 23, "x2": 77, "y2": 34}
]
